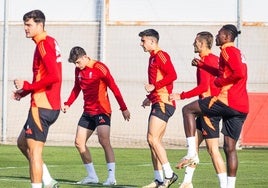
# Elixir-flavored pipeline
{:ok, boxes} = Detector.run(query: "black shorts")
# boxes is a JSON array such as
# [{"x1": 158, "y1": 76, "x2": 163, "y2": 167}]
[
  {"x1": 196, "y1": 115, "x2": 221, "y2": 139},
  {"x1": 24, "y1": 107, "x2": 60, "y2": 142},
  {"x1": 78, "y1": 113, "x2": 111, "y2": 131},
  {"x1": 149, "y1": 102, "x2": 175, "y2": 122},
  {"x1": 198, "y1": 97, "x2": 247, "y2": 140}
]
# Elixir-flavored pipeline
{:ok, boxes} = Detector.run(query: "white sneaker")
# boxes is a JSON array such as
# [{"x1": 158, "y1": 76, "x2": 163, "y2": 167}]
[
  {"x1": 43, "y1": 179, "x2": 59, "y2": 188},
  {"x1": 176, "y1": 154, "x2": 199, "y2": 169},
  {"x1": 179, "y1": 182, "x2": 193, "y2": 188},
  {"x1": 76, "y1": 176, "x2": 99, "y2": 184},
  {"x1": 103, "y1": 178, "x2": 116, "y2": 185},
  {"x1": 142, "y1": 179, "x2": 163, "y2": 188}
]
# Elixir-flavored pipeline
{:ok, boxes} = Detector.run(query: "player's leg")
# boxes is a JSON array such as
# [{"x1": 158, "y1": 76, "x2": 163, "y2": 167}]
[
  {"x1": 206, "y1": 138, "x2": 227, "y2": 188},
  {"x1": 223, "y1": 135, "x2": 237, "y2": 188},
  {"x1": 95, "y1": 114, "x2": 116, "y2": 185},
  {"x1": 17, "y1": 130, "x2": 54, "y2": 187},
  {"x1": 17, "y1": 129, "x2": 29, "y2": 159},
  {"x1": 24, "y1": 107, "x2": 60, "y2": 188},
  {"x1": 143, "y1": 116, "x2": 165, "y2": 188},
  {"x1": 177, "y1": 100, "x2": 201, "y2": 168},
  {"x1": 178, "y1": 118, "x2": 203, "y2": 188},
  {"x1": 17, "y1": 117, "x2": 57, "y2": 187},
  {"x1": 75, "y1": 125, "x2": 94, "y2": 163},
  {"x1": 221, "y1": 111, "x2": 247, "y2": 188},
  {"x1": 144, "y1": 103, "x2": 177, "y2": 187},
  {"x1": 27, "y1": 138, "x2": 44, "y2": 187},
  {"x1": 148, "y1": 103, "x2": 177, "y2": 188},
  {"x1": 97, "y1": 125, "x2": 116, "y2": 185},
  {"x1": 75, "y1": 125, "x2": 98, "y2": 184}
]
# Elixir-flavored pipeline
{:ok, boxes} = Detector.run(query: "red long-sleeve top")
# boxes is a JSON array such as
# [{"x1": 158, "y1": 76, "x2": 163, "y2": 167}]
[
  {"x1": 21, "y1": 32, "x2": 62, "y2": 110},
  {"x1": 64, "y1": 61, "x2": 127, "y2": 115},
  {"x1": 147, "y1": 49, "x2": 177, "y2": 106},
  {"x1": 180, "y1": 53, "x2": 220, "y2": 99},
  {"x1": 198, "y1": 42, "x2": 249, "y2": 113}
]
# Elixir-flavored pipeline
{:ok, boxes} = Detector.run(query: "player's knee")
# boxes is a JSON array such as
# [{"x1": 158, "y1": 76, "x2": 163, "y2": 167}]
[
  {"x1": 17, "y1": 139, "x2": 25, "y2": 152},
  {"x1": 98, "y1": 137, "x2": 111, "y2": 148},
  {"x1": 147, "y1": 135, "x2": 158, "y2": 148},
  {"x1": 182, "y1": 105, "x2": 189, "y2": 115},
  {"x1": 207, "y1": 147, "x2": 220, "y2": 158},
  {"x1": 74, "y1": 139, "x2": 84, "y2": 151},
  {"x1": 223, "y1": 145, "x2": 235, "y2": 154}
]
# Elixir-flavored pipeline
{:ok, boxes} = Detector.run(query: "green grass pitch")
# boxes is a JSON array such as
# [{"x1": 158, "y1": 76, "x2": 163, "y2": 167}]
[{"x1": 0, "y1": 145, "x2": 267, "y2": 187}]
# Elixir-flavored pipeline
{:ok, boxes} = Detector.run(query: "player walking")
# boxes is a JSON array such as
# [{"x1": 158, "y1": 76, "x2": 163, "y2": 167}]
[
  {"x1": 62, "y1": 46, "x2": 130, "y2": 186},
  {"x1": 139, "y1": 29, "x2": 178, "y2": 188}
]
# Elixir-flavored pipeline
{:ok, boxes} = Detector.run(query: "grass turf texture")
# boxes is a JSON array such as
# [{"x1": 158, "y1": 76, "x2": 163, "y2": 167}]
[{"x1": 0, "y1": 145, "x2": 267, "y2": 187}]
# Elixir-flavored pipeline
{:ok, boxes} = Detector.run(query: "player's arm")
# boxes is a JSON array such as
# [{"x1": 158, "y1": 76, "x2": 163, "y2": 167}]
[
  {"x1": 153, "y1": 53, "x2": 177, "y2": 90},
  {"x1": 63, "y1": 69, "x2": 81, "y2": 108},
  {"x1": 22, "y1": 41, "x2": 61, "y2": 91},
  {"x1": 13, "y1": 79, "x2": 31, "y2": 97},
  {"x1": 100, "y1": 63, "x2": 130, "y2": 120},
  {"x1": 181, "y1": 68, "x2": 210, "y2": 99},
  {"x1": 195, "y1": 58, "x2": 219, "y2": 77}
]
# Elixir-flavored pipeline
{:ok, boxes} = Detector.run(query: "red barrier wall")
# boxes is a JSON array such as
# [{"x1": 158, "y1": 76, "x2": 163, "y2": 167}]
[{"x1": 240, "y1": 93, "x2": 268, "y2": 146}]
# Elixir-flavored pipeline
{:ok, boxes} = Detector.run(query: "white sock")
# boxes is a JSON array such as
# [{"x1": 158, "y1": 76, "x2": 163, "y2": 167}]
[
  {"x1": 183, "y1": 166, "x2": 195, "y2": 183},
  {"x1": 42, "y1": 163, "x2": 53, "y2": 185},
  {"x1": 186, "y1": 137, "x2": 196, "y2": 157},
  {"x1": 31, "y1": 183, "x2": 42, "y2": 188},
  {"x1": 154, "y1": 170, "x2": 164, "y2": 182},
  {"x1": 84, "y1": 163, "x2": 98, "y2": 178},
  {"x1": 107, "y1": 162, "x2": 115, "y2": 180},
  {"x1": 162, "y1": 162, "x2": 173, "y2": 178},
  {"x1": 217, "y1": 172, "x2": 227, "y2": 188},
  {"x1": 227, "y1": 176, "x2": 236, "y2": 188}
]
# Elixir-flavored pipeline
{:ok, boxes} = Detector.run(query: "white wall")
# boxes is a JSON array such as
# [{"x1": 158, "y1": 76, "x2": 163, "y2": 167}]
[{"x1": 1, "y1": 0, "x2": 268, "y2": 23}]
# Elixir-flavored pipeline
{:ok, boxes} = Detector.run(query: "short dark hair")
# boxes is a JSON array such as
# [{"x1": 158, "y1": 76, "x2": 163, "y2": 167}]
[
  {"x1": 138, "y1": 29, "x2": 159, "y2": 42},
  {"x1": 222, "y1": 24, "x2": 241, "y2": 41},
  {"x1": 68, "y1": 46, "x2": 87, "y2": 63},
  {"x1": 23, "y1": 10, "x2": 46, "y2": 27},
  {"x1": 197, "y1": 31, "x2": 214, "y2": 49}
]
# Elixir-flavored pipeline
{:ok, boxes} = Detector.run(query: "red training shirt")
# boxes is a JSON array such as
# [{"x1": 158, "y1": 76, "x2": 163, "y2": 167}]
[
  {"x1": 180, "y1": 53, "x2": 220, "y2": 99},
  {"x1": 64, "y1": 60, "x2": 127, "y2": 115},
  {"x1": 199, "y1": 42, "x2": 249, "y2": 113},
  {"x1": 21, "y1": 31, "x2": 62, "y2": 110},
  {"x1": 147, "y1": 49, "x2": 177, "y2": 106}
]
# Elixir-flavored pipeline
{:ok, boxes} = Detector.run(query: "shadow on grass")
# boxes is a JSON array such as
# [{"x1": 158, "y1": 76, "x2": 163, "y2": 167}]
[
  {"x1": 0, "y1": 176, "x2": 137, "y2": 187},
  {"x1": 0, "y1": 175, "x2": 29, "y2": 181},
  {"x1": 57, "y1": 179, "x2": 137, "y2": 187}
]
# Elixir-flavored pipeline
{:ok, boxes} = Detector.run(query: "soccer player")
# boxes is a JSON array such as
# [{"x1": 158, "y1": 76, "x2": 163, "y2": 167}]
[
  {"x1": 138, "y1": 29, "x2": 178, "y2": 188},
  {"x1": 62, "y1": 46, "x2": 130, "y2": 186},
  {"x1": 13, "y1": 10, "x2": 62, "y2": 188},
  {"x1": 169, "y1": 31, "x2": 227, "y2": 188},
  {"x1": 177, "y1": 24, "x2": 248, "y2": 188}
]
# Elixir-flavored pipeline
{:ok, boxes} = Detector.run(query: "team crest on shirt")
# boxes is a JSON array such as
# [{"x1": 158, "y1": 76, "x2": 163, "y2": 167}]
[
  {"x1": 89, "y1": 71, "x2": 93, "y2": 79},
  {"x1": 150, "y1": 58, "x2": 155, "y2": 64},
  {"x1": 78, "y1": 73, "x2": 82, "y2": 81},
  {"x1": 54, "y1": 41, "x2": 62, "y2": 63}
]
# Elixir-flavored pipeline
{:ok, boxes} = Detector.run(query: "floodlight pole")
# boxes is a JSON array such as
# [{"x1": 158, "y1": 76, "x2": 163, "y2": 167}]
[{"x1": 1, "y1": 0, "x2": 9, "y2": 143}]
